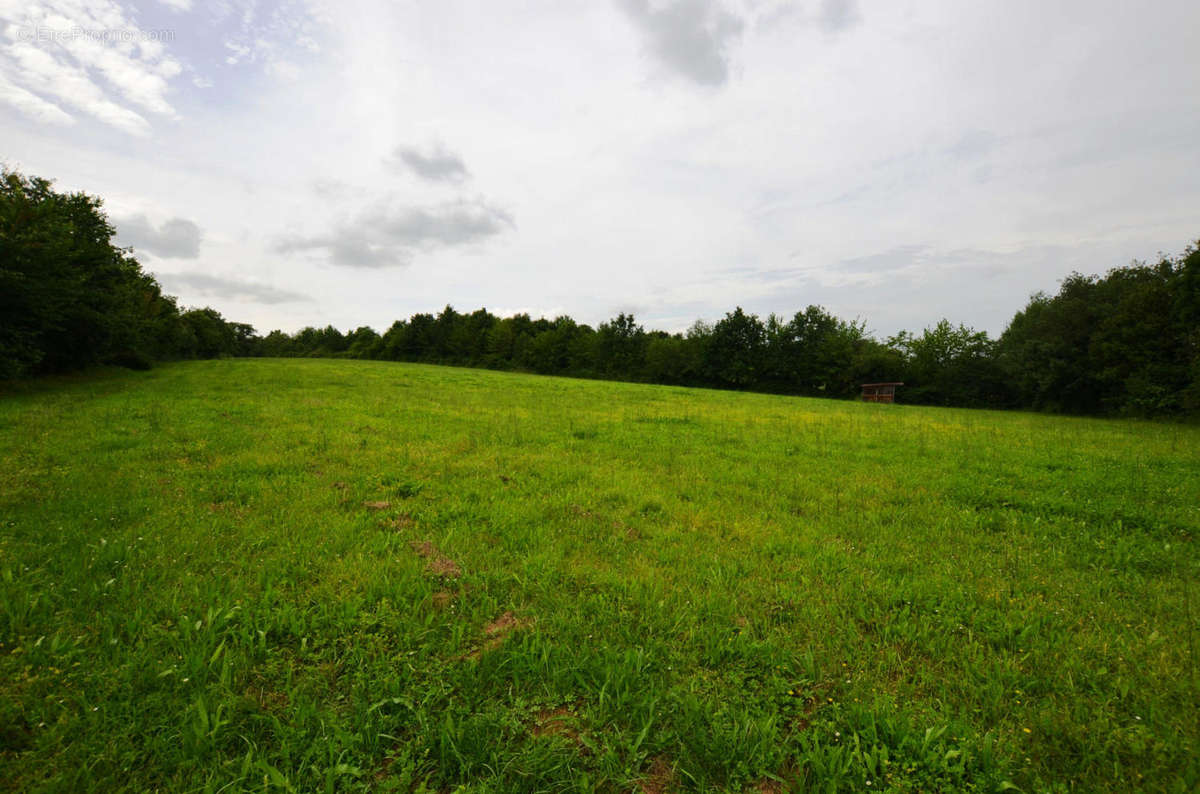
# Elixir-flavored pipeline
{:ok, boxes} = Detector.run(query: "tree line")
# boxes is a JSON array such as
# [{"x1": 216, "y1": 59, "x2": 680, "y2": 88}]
[
  {"x1": 3, "y1": 169, "x2": 1197, "y2": 416},
  {"x1": 1, "y1": 171, "x2": 258, "y2": 378}
]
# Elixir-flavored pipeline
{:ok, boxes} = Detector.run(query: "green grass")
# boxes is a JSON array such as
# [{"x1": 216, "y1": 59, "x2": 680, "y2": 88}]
[{"x1": 1, "y1": 359, "x2": 1197, "y2": 792}]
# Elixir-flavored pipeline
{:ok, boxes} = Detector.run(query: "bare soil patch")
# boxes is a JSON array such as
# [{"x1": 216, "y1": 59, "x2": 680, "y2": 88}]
[
  {"x1": 428, "y1": 557, "x2": 461, "y2": 577},
  {"x1": 484, "y1": 611, "x2": 522, "y2": 638},
  {"x1": 531, "y1": 707, "x2": 581, "y2": 742},
  {"x1": 638, "y1": 756, "x2": 676, "y2": 794},
  {"x1": 383, "y1": 513, "x2": 415, "y2": 530},
  {"x1": 460, "y1": 611, "x2": 532, "y2": 660},
  {"x1": 410, "y1": 540, "x2": 462, "y2": 579}
]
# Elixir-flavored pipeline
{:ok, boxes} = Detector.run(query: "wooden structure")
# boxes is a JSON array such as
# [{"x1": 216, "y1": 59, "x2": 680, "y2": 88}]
[{"x1": 860, "y1": 382, "x2": 903, "y2": 403}]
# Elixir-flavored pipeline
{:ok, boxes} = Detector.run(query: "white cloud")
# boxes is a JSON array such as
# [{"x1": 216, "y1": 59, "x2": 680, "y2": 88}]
[
  {"x1": 213, "y1": 0, "x2": 325, "y2": 78},
  {"x1": 0, "y1": 0, "x2": 183, "y2": 134},
  {"x1": 4, "y1": 41, "x2": 152, "y2": 135},
  {"x1": 492, "y1": 306, "x2": 570, "y2": 321},
  {"x1": 0, "y1": 72, "x2": 74, "y2": 125},
  {"x1": 223, "y1": 40, "x2": 250, "y2": 65},
  {"x1": 264, "y1": 58, "x2": 300, "y2": 81},
  {"x1": 1, "y1": 0, "x2": 1198, "y2": 338}
]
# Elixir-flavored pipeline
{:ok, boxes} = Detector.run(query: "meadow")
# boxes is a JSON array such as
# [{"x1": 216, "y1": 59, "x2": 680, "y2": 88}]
[{"x1": 0, "y1": 358, "x2": 1196, "y2": 792}]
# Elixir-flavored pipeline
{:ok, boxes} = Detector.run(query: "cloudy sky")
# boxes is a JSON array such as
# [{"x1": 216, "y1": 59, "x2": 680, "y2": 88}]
[{"x1": 2, "y1": 0, "x2": 1198, "y2": 337}]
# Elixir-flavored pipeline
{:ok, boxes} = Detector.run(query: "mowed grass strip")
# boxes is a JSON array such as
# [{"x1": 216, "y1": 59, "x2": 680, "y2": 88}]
[{"x1": 0, "y1": 358, "x2": 1197, "y2": 792}]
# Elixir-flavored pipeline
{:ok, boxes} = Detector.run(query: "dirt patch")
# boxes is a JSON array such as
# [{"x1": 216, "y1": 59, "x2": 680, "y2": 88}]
[
  {"x1": 363, "y1": 500, "x2": 391, "y2": 510},
  {"x1": 431, "y1": 590, "x2": 455, "y2": 610},
  {"x1": 484, "y1": 611, "x2": 522, "y2": 637},
  {"x1": 460, "y1": 611, "x2": 532, "y2": 660},
  {"x1": 428, "y1": 557, "x2": 461, "y2": 577},
  {"x1": 531, "y1": 707, "x2": 582, "y2": 743},
  {"x1": 752, "y1": 779, "x2": 785, "y2": 793},
  {"x1": 410, "y1": 540, "x2": 462, "y2": 579},
  {"x1": 383, "y1": 513, "x2": 415, "y2": 531},
  {"x1": 638, "y1": 756, "x2": 675, "y2": 794}
]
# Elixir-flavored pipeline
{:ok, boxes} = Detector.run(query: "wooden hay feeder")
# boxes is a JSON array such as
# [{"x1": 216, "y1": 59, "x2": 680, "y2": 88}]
[{"x1": 860, "y1": 382, "x2": 903, "y2": 403}]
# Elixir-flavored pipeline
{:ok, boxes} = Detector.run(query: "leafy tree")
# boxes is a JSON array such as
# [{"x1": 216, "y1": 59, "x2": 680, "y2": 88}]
[
  {"x1": 998, "y1": 248, "x2": 1199, "y2": 414},
  {"x1": 180, "y1": 308, "x2": 239, "y2": 358},
  {"x1": 528, "y1": 316, "x2": 582, "y2": 374},
  {"x1": 259, "y1": 329, "x2": 294, "y2": 357},
  {"x1": 405, "y1": 313, "x2": 438, "y2": 360},
  {"x1": 0, "y1": 170, "x2": 260, "y2": 376},
  {"x1": 706, "y1": 307, "x2": 766, "y2": 388},
  {"x1": 595, "y1": 313, "x2": 646, "y2": 379},
  {"x1": 477, "y1": 315, "x2": 535, "y2": 370},
  {"x1": 889, "y1": 320, "x2": 1005, "y2": 406},
  {"x1": 761, "y1": 306, "x2": 866, "y2": 395},
  {"x1": 849, "y1": 338, "x2": 907, "y2": 390},
  {"x1": 378, "y1": 320, "x2": 408, "y2": 361},
  {"x1": 346, "y1": 326, "x2": 381, "y2": 359},
  {"x1": 643, "y1": 333, "x2": 690, "y2": 384}
]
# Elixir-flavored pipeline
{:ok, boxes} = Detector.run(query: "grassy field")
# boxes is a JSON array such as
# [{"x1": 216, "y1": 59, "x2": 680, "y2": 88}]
[{"x1": 0, "y1": 359, "x2": 1197, "y2": 792}]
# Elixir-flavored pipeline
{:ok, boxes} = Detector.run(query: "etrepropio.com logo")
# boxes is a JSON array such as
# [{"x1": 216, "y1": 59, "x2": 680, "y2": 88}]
[{"x1": 14, "y1": 26, "x2": 175, "y2": 44}]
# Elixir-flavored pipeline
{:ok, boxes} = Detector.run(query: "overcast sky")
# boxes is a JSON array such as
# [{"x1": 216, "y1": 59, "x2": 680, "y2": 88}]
[{"x1": 2, "y1": 0, "x2": 1198, "y2": 337}]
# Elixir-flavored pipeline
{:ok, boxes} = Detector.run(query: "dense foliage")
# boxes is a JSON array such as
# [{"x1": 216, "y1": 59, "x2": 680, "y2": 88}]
[
  {"x1": 997, "y1": 254, "x2": 1200, "y2": 414},
  {"x1": 260, "y1": 305, "x2": 889, "y2": 399},
  {"x1": 3, "y1": 170, "x2": 1197, "y2": 415},
  {"x1": 0, "y1": 171, "x2": 253, "y2": 378},
  {"x1": 259, "y1": 258, "x2": 1200, "y2": 416}
]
